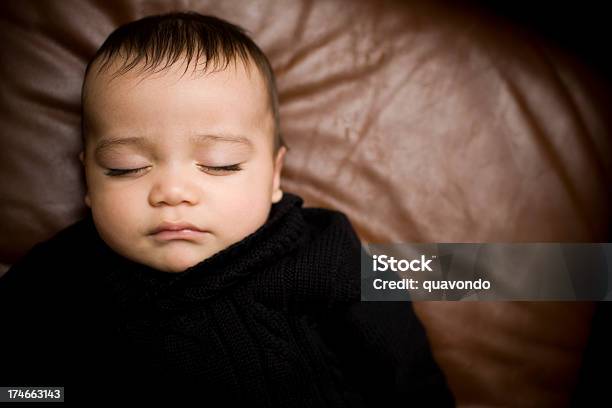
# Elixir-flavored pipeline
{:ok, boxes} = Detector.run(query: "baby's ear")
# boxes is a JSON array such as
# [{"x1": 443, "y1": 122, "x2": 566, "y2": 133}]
[
  {"x1": 78, "y1": 151, "x2": 92, "y2": 208},
  {"x1": 272, "y1": 189, "x2": 283, "y2": 203},
  {"x1": 271, "y1": 146, "x2": 287, "y2": 203}
]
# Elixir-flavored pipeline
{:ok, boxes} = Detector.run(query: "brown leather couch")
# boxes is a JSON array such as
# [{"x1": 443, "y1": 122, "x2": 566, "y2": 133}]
[{"x1": 1, "y1": 1, "x2": 610, "y2": 406}]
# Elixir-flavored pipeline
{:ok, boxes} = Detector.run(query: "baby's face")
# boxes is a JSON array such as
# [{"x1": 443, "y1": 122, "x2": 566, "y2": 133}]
[{"x1": 80, "y1": 58, "x2": 285, "y2": 272}]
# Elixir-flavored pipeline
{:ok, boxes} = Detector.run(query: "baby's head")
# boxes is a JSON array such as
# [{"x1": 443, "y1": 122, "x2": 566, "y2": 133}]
[{"x1": 79, "y1": 12, "x2": 287, "y2": 273}]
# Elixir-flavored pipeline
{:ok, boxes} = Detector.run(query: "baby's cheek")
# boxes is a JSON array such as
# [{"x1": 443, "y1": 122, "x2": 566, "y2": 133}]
[
  {"x1": 218, "y1": 191, "x2": 270, "y2": 240},
  {"x1": 91, "y1": 188, "x2": 145, "y2": 235}
]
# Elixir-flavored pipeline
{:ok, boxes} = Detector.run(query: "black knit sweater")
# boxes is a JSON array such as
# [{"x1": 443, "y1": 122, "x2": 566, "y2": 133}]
[{"x1": 0, "y1": 193, "x2": 454, "y2": 406}]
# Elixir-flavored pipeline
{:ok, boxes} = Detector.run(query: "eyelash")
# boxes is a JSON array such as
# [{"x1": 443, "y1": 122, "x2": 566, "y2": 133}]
[
  {"x1": 198, "y1": 164, "x2": 243, "y2": 174},
  {"x1": 104, "y1": 164, "x2": 243, "y2": 177}
]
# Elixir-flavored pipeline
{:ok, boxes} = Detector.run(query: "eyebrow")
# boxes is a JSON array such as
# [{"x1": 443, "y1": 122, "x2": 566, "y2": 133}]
[
  {"x1": 94, "y1": 133, "x2": 253, "y2": 156},
  {"x1": 190, "y1": 133, "x2": 253, "y2": 148}
]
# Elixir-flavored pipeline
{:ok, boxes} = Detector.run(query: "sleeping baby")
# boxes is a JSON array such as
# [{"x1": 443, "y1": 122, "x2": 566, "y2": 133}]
[{"x1": 0, "y1": 11, "x2": 454, "y2": 406}]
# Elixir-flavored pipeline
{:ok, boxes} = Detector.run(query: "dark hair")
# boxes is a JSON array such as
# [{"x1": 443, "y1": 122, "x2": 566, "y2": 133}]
[{"x1": 81, "y1": 11, "x2": 285, "y2": 153}]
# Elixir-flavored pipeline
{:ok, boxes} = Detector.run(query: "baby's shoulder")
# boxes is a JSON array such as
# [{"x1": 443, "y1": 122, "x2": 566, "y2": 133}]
[{"x1": 0, "y1": 215, "x2": 95, "y2": 289}]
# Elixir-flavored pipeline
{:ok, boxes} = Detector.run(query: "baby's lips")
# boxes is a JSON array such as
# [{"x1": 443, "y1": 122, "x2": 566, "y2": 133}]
[
  {"x1": 150, "y1": 228, "x2": 208, "y2": 241},
  {"x1": 150, "y1": 221, "x2": 205, "y2": 235}
]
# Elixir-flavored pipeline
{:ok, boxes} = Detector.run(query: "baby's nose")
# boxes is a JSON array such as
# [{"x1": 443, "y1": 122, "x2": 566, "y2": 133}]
[{"x1": 148, "y1": 167, "x2": 200, "y2": 207}]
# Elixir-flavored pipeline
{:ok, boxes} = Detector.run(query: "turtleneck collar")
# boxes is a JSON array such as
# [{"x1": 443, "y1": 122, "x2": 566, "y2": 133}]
[{"x1": 88, "y1": 193, "x2": 308, "y2": 308}]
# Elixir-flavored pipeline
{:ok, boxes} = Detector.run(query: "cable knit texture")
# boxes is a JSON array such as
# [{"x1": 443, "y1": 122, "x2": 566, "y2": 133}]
[{"x1": 0, "y1": 192, "x2": 454, "y2": 406}]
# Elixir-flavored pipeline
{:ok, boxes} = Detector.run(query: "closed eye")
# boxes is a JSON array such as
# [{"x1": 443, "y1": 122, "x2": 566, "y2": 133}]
[
  {"x1": 104, "y1": 167, "x2": 149, "y2": 177},
  {"x1": 103, "y1": 163, "x2": 243, "y2": 177},
  {"x1": 197, "y1": 164, "x2": 243, "y2": 175}
]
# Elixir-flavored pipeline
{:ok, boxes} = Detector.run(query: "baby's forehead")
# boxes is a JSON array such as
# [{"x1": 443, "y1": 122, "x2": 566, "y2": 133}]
[
  {"x1": 82, "y1": 54, "x2": 272, "y2": 132},
  {"x1": 82, "y1": 55, "x2": 275, "y2": 148}
]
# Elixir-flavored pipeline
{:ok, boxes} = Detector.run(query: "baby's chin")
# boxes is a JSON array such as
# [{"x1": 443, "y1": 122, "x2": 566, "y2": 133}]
[
  {"x1": 156, "y1": 249, "x2": 217, "y2": 273},
  {"x1": 131, "y1": 243, "x2": 222, "y2": 273}
]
